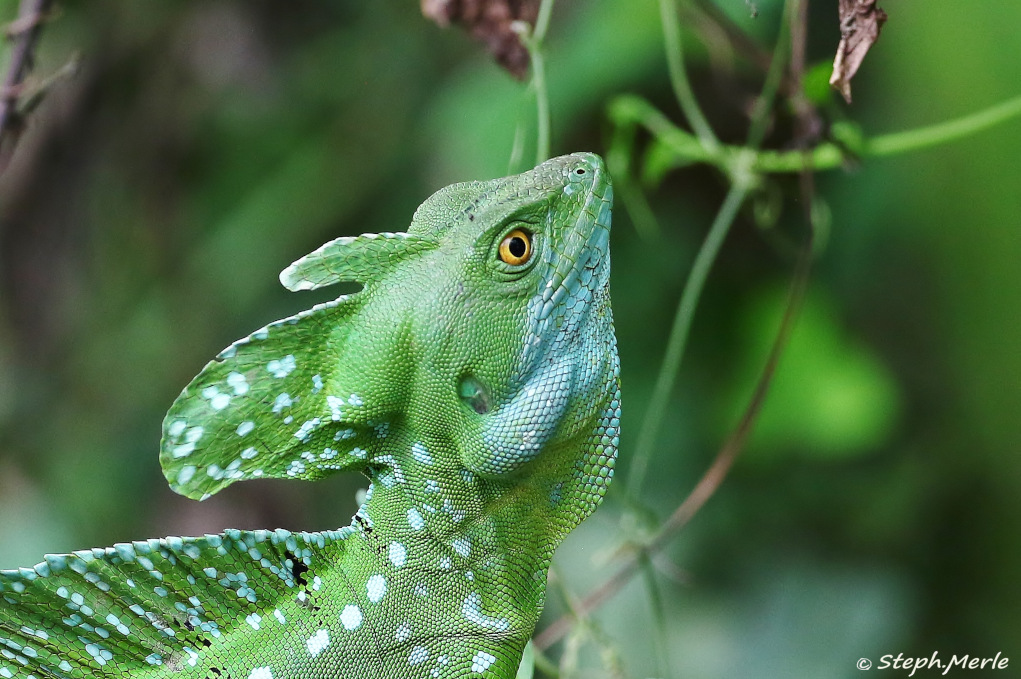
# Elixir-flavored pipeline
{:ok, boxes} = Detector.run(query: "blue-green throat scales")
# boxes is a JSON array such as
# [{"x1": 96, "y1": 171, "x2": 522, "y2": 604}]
[{"x1": 0, "y1": 153, "x2": 621, "y2": 678}]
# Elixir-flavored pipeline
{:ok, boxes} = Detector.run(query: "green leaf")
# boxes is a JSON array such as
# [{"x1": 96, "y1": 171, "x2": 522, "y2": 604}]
[{"x1": 515, "y1": 640, "x2": 536, "y2": 679}]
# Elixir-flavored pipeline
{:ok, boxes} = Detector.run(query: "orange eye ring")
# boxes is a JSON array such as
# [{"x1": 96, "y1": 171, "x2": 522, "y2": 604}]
[{"x1": 498, "y1": 229, "x2": 532, "y2": 266}]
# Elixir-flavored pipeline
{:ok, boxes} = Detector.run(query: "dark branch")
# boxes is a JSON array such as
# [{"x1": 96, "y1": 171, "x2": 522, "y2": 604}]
[{"x1": 0, "y1": 0, "x2": 55, "y2": 175}]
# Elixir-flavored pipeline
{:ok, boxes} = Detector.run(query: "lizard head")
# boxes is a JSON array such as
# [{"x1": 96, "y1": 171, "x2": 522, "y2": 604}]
[{"x1": 408, "y1": 153, "x2": 620, "y2": 540}]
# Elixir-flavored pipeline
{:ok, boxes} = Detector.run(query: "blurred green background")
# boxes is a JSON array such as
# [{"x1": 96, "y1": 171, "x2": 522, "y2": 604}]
[{"x1": 1, "y1": 1, "x2": 1019, "y2": 677}]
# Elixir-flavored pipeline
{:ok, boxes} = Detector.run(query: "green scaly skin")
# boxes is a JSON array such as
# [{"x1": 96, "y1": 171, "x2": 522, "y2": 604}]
[{"x1": 0, "y1": 153, "x2": 620, "y2": 678}]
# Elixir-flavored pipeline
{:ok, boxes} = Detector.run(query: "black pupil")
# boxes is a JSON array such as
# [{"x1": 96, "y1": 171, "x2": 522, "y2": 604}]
[
  {"x1": 509, "y1": 236, "x2": 527, "y2": 258},
  {"x1": 575, "y1": 168, "x2": 586, "y2": 175}
]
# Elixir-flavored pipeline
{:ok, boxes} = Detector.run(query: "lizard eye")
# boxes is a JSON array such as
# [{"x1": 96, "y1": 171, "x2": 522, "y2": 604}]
[{"x1": 498, "y1": 229, "x2": 532, "y2": 266}]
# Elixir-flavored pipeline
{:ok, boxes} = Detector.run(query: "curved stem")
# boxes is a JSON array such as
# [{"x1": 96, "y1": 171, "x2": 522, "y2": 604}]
[
  {"x1": 625, "y1": 177, "x2": 750, "y2": 497},
  {"x1": 515, "y1": 0, "x2": 555, "y2": 164},
  {"x1": 867, "y1": 94, "x2": 1021, "y2": 155},
  {"x1": 531, "y1": 46, "x2": 550, "y2": 164},
  {"x1": 615, "y1": 91, "x2": 1021, "y2": 174},
  {"x1": 533, "y1": 0, "x2": 555, "y2": 43},
  {"x1": 659, "y1": 0, "x2": 720, "y2": 154},
  {"x1": 508, "y1": 117, "x2": 527, "y2": 174},
  {"x1": 746, "y1": 0, "x2": 794, "y2": 149},
  {"x1": 640, "y1": 556, "x2": 673, "y2": 679}
]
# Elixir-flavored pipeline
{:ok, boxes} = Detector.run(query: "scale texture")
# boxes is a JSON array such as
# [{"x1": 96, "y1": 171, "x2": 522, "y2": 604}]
[{"x1": 0, "y1": 153, "x2": 620, "y2": 678}]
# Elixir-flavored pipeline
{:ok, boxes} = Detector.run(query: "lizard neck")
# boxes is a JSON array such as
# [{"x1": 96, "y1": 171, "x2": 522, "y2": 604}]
[{"x1": 349, "y1": 454, "x2": 554, "y2": 641}]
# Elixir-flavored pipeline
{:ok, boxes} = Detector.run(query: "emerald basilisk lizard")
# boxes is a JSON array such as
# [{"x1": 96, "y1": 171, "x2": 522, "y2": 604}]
[{"x1": 0, "y1": 152, "x2": 620, "y2": 678}]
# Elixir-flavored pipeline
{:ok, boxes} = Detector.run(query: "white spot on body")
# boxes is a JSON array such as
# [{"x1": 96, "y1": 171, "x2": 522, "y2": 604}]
[
  {"x1": 407, "y1": 507, "x2": 425, "y2": 531},
  {"x1": 388, "y1": 542, "x2": 407, "y2": 568},
  {"x1": 340, "y1": 604, "x2": 363, "y2": 631},
  {"x1": 202, "y1": 386, "x2": 231, "y2": 411},
  {"x1": 246, "y1": 613, "x2": 262, "y2": 630},
  {"x1": 306, "y1": 629, "x2": 330, "y2": 656},
  {"x1": 172, "y1": 426, "x2": 205, "y2": 458},
  {"x1": 451, "y1": 537, "x2": 471, "y2": 558},
  {"x1": 227, "y1": 372, "x2": 249, "y2": 396},
  {"x1": 395, "y1": 623, "x2": 412, "y2": 642},
  {"x1": 411, "y1": 442, "x2": 433, "y2": 465},
  {"x1": 462, "y1": 593, "x2": 510, "y2": 631},
  {"x1": 236, "y1": 421, "x2": 255, "y2": 437},
  {"x1": 249, "y1": 668, "x2": 273, "y2": 679},
  {"x1": 177, "y1": 466, "x2": 196, "y2": 486},
  {"x1": 348, "y1": 394, "x2": 363, "y2": 406},
  {"x1": 366, "y1": 574, "x2": 386, "y2": 603},
  {"x1": 294, "y1": 418, "x2": 321, "y2": 441},
  {"x1": 472, "y1": 651, "x2": 496, "y2": 673},
  {"x1": 267, "y1": 355, "x2": 296, "y2": 378},
  {"x1": 272, "y1": 393, "x2": 292, "y2": 414},
  {"x1": 327, "y1": 395, "x2": 345, "y2": 421},
  {"x1": 409, "y1": 646, "x2": 429, "y2": 665},
  {"x1": 85, "y1": 642, "x2": 113, "y2": 665},
  {"x1": 377, "y1": 454, "x2": 407, "y2": 487}
]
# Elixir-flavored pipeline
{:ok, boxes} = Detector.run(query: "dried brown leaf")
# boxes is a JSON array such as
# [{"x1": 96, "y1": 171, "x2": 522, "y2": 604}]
[
  {"x1": 829, "y1": 0, "x2": 887, "y2": 103},
  {"x1": 421, "y1": 0, "x2": 540, "y2": 78}
]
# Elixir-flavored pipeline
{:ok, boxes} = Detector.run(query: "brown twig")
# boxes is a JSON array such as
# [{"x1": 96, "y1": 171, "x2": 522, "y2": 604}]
[
  {"x1": 788, "y1": 0, "x2": 823, "y2": 145},
  {"x1": 0, "y1": 0, "x2": 55, "y2": 174}
]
